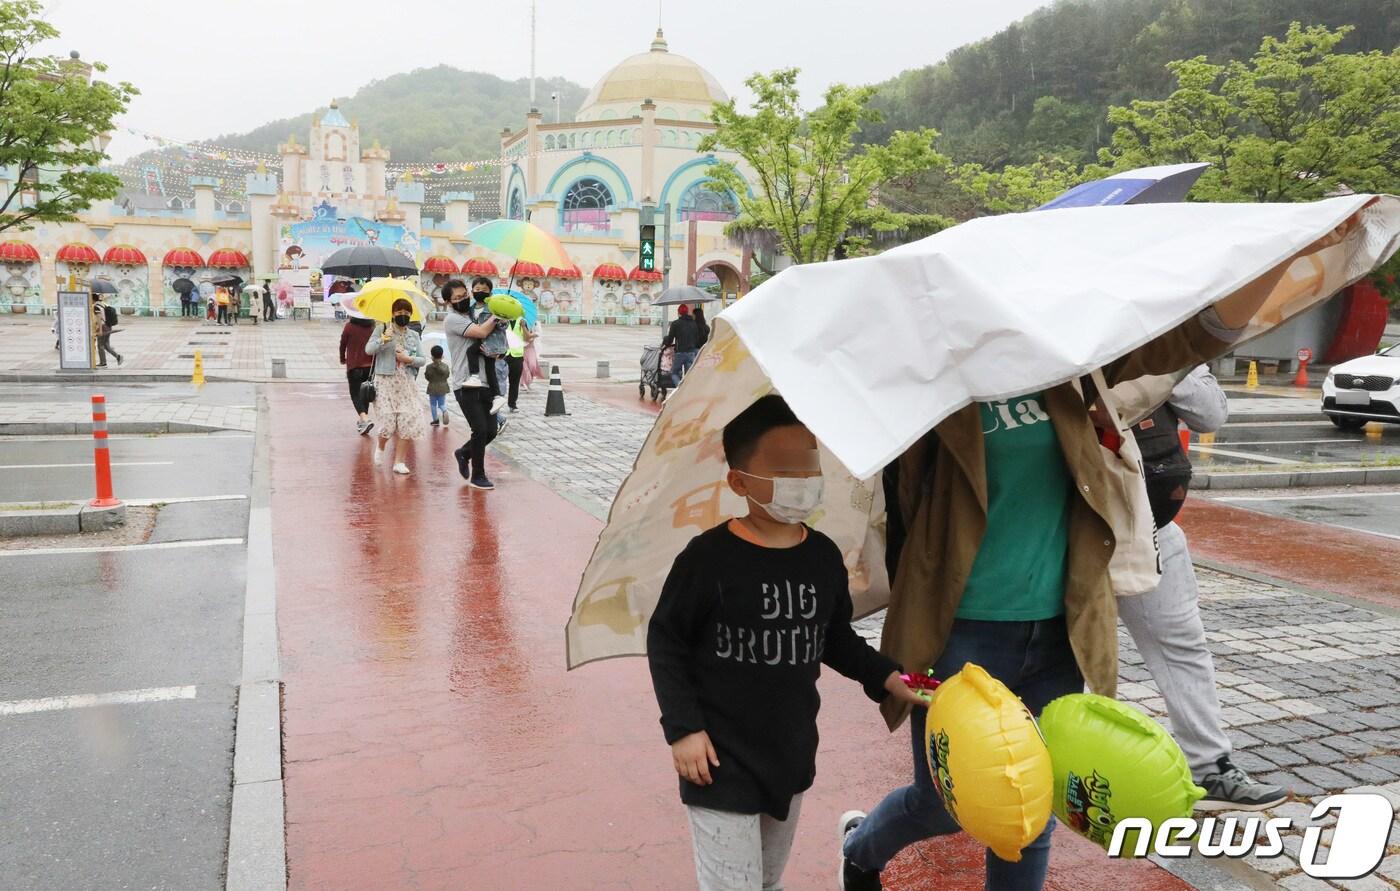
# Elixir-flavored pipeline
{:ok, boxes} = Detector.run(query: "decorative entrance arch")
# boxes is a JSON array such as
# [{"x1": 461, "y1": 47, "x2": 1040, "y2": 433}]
[{"x1": 692, "y1": 258, "x2": 745, "y2": 304}]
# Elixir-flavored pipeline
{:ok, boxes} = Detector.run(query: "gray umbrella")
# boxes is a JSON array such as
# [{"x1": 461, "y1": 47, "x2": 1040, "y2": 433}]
[
  {"x1": 89, "y1": 279, "x2": 117, "y2": 295},
  {"x1": 651, "y1": 285, "x2": 718, "y2": 307},
  {"x1": 211, "y1": 272, "x2": 243, "y2": 287},
  {"x1": 172, "y1": 277, "x2": 196, "y2": 295},
  {"x1": 320, "y1": 245, "x2": 417, "y2": 278}
]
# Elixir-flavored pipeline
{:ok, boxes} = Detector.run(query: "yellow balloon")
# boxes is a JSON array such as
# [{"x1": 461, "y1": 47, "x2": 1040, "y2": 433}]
[{"x1": 925, "y1": 664, "x2": 1053, "y2": 863}]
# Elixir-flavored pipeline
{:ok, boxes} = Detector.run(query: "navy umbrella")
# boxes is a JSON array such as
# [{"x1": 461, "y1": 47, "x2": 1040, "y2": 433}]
[
  {"x1": 320, "y1": 245, "x2": 417, "y2": 278},
  {"x1": 1038, "y1": 163, "x2": 1210, "y2": 211}
]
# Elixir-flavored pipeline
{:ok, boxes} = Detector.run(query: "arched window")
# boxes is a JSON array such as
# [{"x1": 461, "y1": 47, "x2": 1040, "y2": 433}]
[
  {"x1": 226, "y1": 201, "x2": 244, "y2": 213},
  {"x1": 545, "y1": 135, "x2": 556, "y2": 150},
  {"x1": 678, "y1": 180, "x2": 739, "y2": 222},
  {"x1": 167, "y1": 196, "x2": 184, "y2": 210},
  {"x1": 607, "y1": 130, "x2": 619, "y2": 147},
  {"x1": 582, "y1": 131, "x2": 593, "y2": 148},
  {"x1": 621, "y1": 130, "x2": 632, "y2": 146},
  {"x1": 508, "y1": 187, "x2": 525, "y2": 221},
  {"x1": 562, "y1": 177, "x2": 614, "y2": 232},
  {"x1": 661, "y1": 107, "x2": 678, "y2": 119},
  {"x1": 664, "y1": 130, "x2": 677, "y2": 146}
]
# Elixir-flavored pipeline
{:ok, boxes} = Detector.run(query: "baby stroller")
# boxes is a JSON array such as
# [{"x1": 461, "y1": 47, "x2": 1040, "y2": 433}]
[{"x1": 639, "y1": 344, "x2": 674, "y2": 403}]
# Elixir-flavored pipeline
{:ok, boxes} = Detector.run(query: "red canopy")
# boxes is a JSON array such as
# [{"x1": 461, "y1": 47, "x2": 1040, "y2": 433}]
[
  {"x1": 163, "y1": 248, "x2": 205, "y2": 267},
  {"x1": 547, "y1": 264, "x2": 582, "y2": 279},
  {"x1": 628, "y1": 265, "x2": 663, "y2": 283},
  {"x1": 206, "y1": 249, "x2": 250, "y2": 269},
  {"x1": 593, "y1": 263, "x2": 628, "y2": 281},
  {"x1": 422, "y1": 256, "x2": 459, "y2": 274},
  {"x1": 461, "y1": 257, "x2": 499, "y2": 276},
  {"x1": 510, "y1": 260, "x2": 545, "y2": 278},
  {"x1": 0, "y1": 241, "x2": 40, "y2": 263},
  {"x1": 56, "y1": 243, "x2": 101, "y2": 264},
  {"x1": 103, "y1": 245, "x2": 147, "y2": 266}
]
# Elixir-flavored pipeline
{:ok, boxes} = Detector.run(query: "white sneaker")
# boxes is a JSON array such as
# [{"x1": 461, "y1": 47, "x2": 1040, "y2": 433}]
[
  {"x1": 490, "y1": 395, "x2": 507, "y2": 415},
  {"x1": 462, "y1": 375, "x2": 485, "y2": 388},
  {"x1": 392, "y1": 462, "x2": 410, "y2": 475},
  {"x1": 373, "y1": 445, "x2": 384, "y2": 466}
]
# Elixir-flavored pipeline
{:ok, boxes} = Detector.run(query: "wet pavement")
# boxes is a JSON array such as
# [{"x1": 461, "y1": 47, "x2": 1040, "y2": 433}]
[
  {"x1": 0, "y1": 431, "x2": 253, "y2": 502},
  {"x1": 269, "y1": 384, "x2": 1188, "y2": 891},
  {"x1": 0, "y1": 429, "x2": 252, "y2": 888},
  {"x1": 1192, "y1": 419, "x2": 1400, "y2": 470},
  {"x1": 1211, "y1": 488, "x2": 1400, "y2": 540}
]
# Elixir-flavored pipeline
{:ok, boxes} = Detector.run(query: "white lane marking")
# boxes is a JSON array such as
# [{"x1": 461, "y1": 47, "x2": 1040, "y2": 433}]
[
  {"x1": 0, "y1": 537, "x2": 244, "y2": 557},
  {"x1": 0, "y1": 461, "x2": 175, "y2": 470},
  {"x1": 1210, "y1": 438, "x2": 1366, "y2": 446},
  {"x1": 1218, "y1": 491, "x2": 1400, "y2": 502},
  {"x1": 1190, "y1": 446, "x2": 1300, "y2": 465},
  {"x1": 123, "y1": 495, "x2": 249, "y2": 506},
  {"x1": 0, "y1": 685, "x2": 196, "y2": 716}
]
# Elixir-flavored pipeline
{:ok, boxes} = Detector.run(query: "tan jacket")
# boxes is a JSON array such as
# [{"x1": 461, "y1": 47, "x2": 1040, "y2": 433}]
[{"x1": 878, "y1": 315, "x2": 1230, "y2": 730}]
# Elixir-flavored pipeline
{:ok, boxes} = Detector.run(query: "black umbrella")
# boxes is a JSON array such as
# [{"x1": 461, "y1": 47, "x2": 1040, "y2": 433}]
[
  {"x1": 211, "y1": 273, "x2": 243, "y2": 287},
  {"x1": 651, "y1": 285, "x2": 718, "y2": 306},
  {"x1": 89, "y1": 279, "x2": 117, "y2": 295},
  {"x1": 320, "y1": 245, "x2": 417, "y2": 278},
  {"x1": 172, "y1": 278, "x2": 196, "y2": 295}
]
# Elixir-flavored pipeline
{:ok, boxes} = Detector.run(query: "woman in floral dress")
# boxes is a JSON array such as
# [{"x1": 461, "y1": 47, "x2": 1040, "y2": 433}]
[{"x1": 364, "y1": 298, "x2": 428, "y2": 475}]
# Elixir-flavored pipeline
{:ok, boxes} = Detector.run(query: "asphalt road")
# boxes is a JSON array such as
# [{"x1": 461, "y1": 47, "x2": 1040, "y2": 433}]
[
  {"x1": 1210, "y1": 487, "x2": 1400, "y2": 540},
  {"x1": 0, "y1": 432, "x2": 252, "y2": 502},
  {"x1": 1192, "y1": 418, "x2": 1400, "y2": 469},
  {"x1": 0, "y1": 431, "x2": 252, "y2": 889}
]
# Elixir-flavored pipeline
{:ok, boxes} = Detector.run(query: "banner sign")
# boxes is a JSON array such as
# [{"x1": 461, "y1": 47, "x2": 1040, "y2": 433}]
[
  {"x1": 280, "y1": 203, "x2": 419, "y2": 272},
  {"x1": 57, "y1": 291, "x2": 93, "y2": 370}
]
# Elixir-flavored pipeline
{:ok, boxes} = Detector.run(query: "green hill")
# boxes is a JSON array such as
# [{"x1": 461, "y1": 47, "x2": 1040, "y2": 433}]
[
  {"x1": 863, "y1": 0, "x2": 1400, "y2": 166},
  {"x1": 212, "y1": 66, "x2": 588, "y2": 163}
]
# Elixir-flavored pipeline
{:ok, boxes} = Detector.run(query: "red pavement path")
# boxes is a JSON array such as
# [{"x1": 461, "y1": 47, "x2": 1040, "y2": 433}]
[
  {"x1": 1180, "y1": 499, "x2": 1400, "y2": 611},
  {"x1": 270, "y1": 385, "x2": 1187, "y2": 891}
]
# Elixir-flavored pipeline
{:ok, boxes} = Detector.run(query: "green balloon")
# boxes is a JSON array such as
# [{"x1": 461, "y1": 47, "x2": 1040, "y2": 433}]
[
  {"x1": 486, "y1": 294, "x2": 524, "y2": 320},
  {"x1": 1039, "y1": 693, "x2": 1205, "y2": 854}
]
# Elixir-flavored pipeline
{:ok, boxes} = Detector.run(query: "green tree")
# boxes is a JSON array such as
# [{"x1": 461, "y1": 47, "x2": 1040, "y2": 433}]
[
  {"x1": 0, "y1": 0, "x2": 135, "y2": 233},
  {"x1": 1101, "y1": 24, "x2": 1400, "y2": 201},
  {"x1": 699, "y1": 69, "x2": 950, "y2": 266},
  {"x1": 952, "y1": 155, "x2": 1100, "y2": 214}
]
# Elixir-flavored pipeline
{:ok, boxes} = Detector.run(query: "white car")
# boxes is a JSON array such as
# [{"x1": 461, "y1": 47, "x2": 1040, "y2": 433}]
[{"x1": 1322, "y1": 343, "x2": 1400, "y2": 430}]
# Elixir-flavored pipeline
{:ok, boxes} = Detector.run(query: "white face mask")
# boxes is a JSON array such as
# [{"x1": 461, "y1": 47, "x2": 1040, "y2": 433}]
[{"x1": 738, "y1": 472, "x2": 825, "y2": 524}]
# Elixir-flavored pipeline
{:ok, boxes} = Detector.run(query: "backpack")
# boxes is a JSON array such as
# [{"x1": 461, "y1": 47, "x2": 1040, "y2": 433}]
[
  {"x1": 1132, "y1": 404, "x2": 1193, "y2": 529},
  {"x1": 103, "y1": 304, "x2": 118, "y2": 328}
]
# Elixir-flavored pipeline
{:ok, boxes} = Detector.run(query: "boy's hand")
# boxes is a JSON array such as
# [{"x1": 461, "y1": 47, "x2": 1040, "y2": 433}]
[
  {"x1": 672, "y1": 730, "x2": 720, "y2": 786},
  {"x1": 884, "y1": 671, "x2": 931, "y2": 709}
]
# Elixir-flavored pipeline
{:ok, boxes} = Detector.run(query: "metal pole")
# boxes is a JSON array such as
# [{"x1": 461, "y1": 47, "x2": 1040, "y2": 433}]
[
  {"x1": 661, "y1": 202, "x2": 672, "y2": 329},
  {"x1": 529, "y1": 0, "x2": 537, "y2": 108}
]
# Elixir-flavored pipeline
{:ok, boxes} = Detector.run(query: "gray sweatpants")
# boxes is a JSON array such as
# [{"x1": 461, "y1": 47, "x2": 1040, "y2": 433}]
[
  {"x1": 1117, "y1": 521, "x2": 1232, "y2": 778},
  {"x1": 686, "y1": 794, "x2": 803, "y2": 891}
]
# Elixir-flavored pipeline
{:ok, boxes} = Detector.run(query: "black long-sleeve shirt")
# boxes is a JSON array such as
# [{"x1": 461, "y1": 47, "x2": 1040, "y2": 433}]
[{"x1": 647, "y1": 523, "x2": 898, "y2": 819}]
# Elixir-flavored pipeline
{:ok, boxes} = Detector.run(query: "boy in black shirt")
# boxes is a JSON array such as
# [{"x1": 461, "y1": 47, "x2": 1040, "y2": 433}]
[{"x1": 648, "y1": 394, "x2": 921, "y2": 890}]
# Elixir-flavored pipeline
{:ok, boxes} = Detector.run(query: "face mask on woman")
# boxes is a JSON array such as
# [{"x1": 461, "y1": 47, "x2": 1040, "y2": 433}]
[{"x1": 392, "y1": 313, "x2": 411, "y2": 328}]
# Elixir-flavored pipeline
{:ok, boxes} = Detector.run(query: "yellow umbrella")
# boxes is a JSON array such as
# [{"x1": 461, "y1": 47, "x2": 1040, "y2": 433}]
[{"x1": 352, "y1": 278, "x2": 430, "y2": 323}]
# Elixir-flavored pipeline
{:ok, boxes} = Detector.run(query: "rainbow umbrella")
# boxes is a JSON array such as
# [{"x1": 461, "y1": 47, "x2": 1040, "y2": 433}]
[{"x1": 466, "y1": 220, "x2": 572, "y2": 271}]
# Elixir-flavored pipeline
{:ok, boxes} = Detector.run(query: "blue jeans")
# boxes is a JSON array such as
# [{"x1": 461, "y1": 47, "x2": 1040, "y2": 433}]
[
  {"x1": 671, "y1": 349, "x2": 698, "y2": 387},
  {"x1": 843, "y1": 616, "x2": 1083, "y2": 891},
  {"x1": 428, "y1": 393, "x2": 446, "y2": 420}
]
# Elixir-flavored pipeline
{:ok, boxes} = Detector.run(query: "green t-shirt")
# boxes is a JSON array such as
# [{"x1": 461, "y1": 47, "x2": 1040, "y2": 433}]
[{"x1": 955, "y1": 392, "x2": 1072, "y2": 621}]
